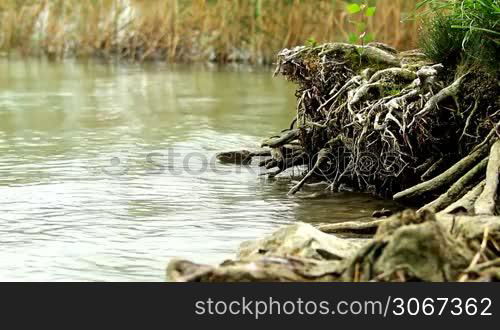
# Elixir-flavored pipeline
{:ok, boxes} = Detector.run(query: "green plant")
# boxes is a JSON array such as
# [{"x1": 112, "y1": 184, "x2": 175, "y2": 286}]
[
  {"x1": 417, "y1": 0, "x2": 500, "y2": 71},
  {"x1": 419, "y1": 14, "x2": 466, "y2": 66},
  {"x1": 306, "y1": 37, "x2": 318, "y2": 47},
  {"x1": 346, "y1": 0, "x2": 377, "y2": 45},
  {"x1": 385, "y1": 88, "x2": 402, "y2": 96}
]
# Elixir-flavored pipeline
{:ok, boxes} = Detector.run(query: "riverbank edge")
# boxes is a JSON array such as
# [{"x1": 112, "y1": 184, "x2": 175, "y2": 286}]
[
  {"x1": 166, "y1": 41, "x2": 500, "y2": 282},
  {"x1": 167, "y1": 210, "x2": 500, "y2": 282}
]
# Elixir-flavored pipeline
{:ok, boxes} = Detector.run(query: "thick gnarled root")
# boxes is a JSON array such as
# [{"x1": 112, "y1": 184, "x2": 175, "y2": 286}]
[
  {"x1": 418, "y1": 157, "x2": 488, "y2": 213},
  {"x1": 393, "y1": 132, "x2": 495, "y2": 204},
  {"x1": 440, "y1": 180, "x2": 485, "y2": 215},
  {"x1": 475, "y1": 141, "x2": 500, "y2": 215}
]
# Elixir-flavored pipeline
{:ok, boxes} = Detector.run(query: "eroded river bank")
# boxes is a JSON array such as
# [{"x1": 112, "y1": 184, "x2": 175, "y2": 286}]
[{"x1": 168, "y1": 43, "x2": 500, "y2": 282}]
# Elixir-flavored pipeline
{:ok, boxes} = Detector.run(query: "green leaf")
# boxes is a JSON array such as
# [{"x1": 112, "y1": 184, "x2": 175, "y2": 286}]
[
  {"x1": 346, "y1": 3, "x2": 361, "y2": 14},
  {"x1": 451, "y1": 25, "x2": 500, "y2": 35},
  {"x1": 254, "y1": 0, "x2": 261, "y2": 18},
  {"x1": 365, "y1": 7, "x2": 376, "y2": 17},
  {"x1": 348, "y1": 33, "x2": 359, "y2": 43},
  {"x1": 416, "y1": 0, "x2": 432, "y2": 10},
  {"x1": 364, "y1": 33, "x2": 375, "y2": 43},
  {"x1": 306, "y1": 37, "x2": 318, "y2": 47}
]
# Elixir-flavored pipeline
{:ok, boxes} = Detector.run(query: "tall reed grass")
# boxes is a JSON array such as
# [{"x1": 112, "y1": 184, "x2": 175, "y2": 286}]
[{"x1": 0, "y1": 0, "x2": 422, "y2": 63}]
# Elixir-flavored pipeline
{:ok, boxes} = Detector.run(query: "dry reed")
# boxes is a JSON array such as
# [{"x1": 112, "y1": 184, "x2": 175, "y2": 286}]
[{"x1": 0, "y1": 0, "x2": 423, "y2": 63}]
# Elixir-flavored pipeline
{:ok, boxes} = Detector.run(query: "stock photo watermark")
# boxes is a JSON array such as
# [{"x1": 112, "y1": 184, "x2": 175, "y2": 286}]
[{"x1": 86, "y1": 148, "x2": 408, "y2": 180}]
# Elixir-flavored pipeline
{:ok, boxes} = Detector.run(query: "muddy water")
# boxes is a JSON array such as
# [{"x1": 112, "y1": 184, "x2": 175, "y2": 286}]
[{"x1": 0, "y1": 60, "x2": 395, "y2": 281}]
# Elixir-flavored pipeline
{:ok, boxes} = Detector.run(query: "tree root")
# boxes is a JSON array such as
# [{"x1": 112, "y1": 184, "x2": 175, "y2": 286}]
[
  {"x1": 439, "y1": 180, "x2": 485, "y2": 215},
  {"x1": 317, "y1": 219, "x2": 385, "y2": 236},
  {"x1": 288, "y1": 147, "x2": 330, "y2": 195},
  {"x1": 474, "y1": 140, "x2": 500, "y2": 215},
  {"x1": 368, "y1": 68, "x2": 416, "y2": 84},
  {"x1": 216, "y1": 42, "x2": 500, "y2": 207},
  {"x1": 267, "y1": 154, "x2": 307, "y2": 178},
  {"x1": 393, "y1": 134, "x2": 495, "y2": 204},
  {"x1": 358, "y1": 44, "x2": 401, "y2": 67},
  {"x1": 419, "y1": 157, "x2": 488, "y2": 213},
  {"x1": 420, "y1": 157, "x2": 448, "y2": 181},
  {"x1": 261, "y1": 129, "x2": 300, "y2": 148},
  {"x1": 412, "y1": 73, "x2": 467, "y2": 119}
]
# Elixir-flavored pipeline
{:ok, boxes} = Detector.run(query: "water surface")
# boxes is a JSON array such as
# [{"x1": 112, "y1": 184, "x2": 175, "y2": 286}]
[{"x1": 0, "y1": 59, "x2": 394, "y2": 281}]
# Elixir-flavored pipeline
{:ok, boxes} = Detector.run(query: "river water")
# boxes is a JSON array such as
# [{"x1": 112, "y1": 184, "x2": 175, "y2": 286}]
[{"x1": 0, "y1": 59, "x2": 395, "y2": 281}]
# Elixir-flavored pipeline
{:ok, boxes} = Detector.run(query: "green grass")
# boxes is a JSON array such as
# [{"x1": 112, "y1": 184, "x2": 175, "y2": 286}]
[{"x1": 418, "y1": 0, "x2": 500, "y2": 71}]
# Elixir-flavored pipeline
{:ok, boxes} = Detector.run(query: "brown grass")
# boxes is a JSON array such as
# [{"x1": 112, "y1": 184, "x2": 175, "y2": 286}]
[{"x1": 0, "y1": 0, "x2": 423, "y2": 63}]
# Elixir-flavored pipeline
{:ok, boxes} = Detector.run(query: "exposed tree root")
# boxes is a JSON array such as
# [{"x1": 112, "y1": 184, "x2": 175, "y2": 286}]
[
  {"x1": 420, "y1": 157, "x2": 448, "y2": 181},
  {"x1": 393, "y1": 135, "x2": 494, "y2": 204},
  {"x1": 475, "y1": 140, "x2": 500, "y2": 215},
  {"x1": 218, "y1": 42, "x2": 499, "y2": 214},
  {"x1": 288, "y1": 147, "x2": 330, "y2": 195},
  {"x1": 418, "y1": 157, "x2": 488, "y2": 213},
  {"x1": 412, "y1": 73, "x2": 467, "y2": 119},
  {"x1": 317, "y1": 219, "x2": 385, "y2": 236},
  {"x1": 440, "y1": 180, "x2": 485, "y2": 215},
  {"x1": 261, "y1": 129, "x2": 300, "y2": 148}
]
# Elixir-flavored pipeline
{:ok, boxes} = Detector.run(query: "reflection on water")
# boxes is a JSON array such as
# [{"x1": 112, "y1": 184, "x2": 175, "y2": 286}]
[{"x1": 0, "y1": 60, "x2": 395, "y2": 281}]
